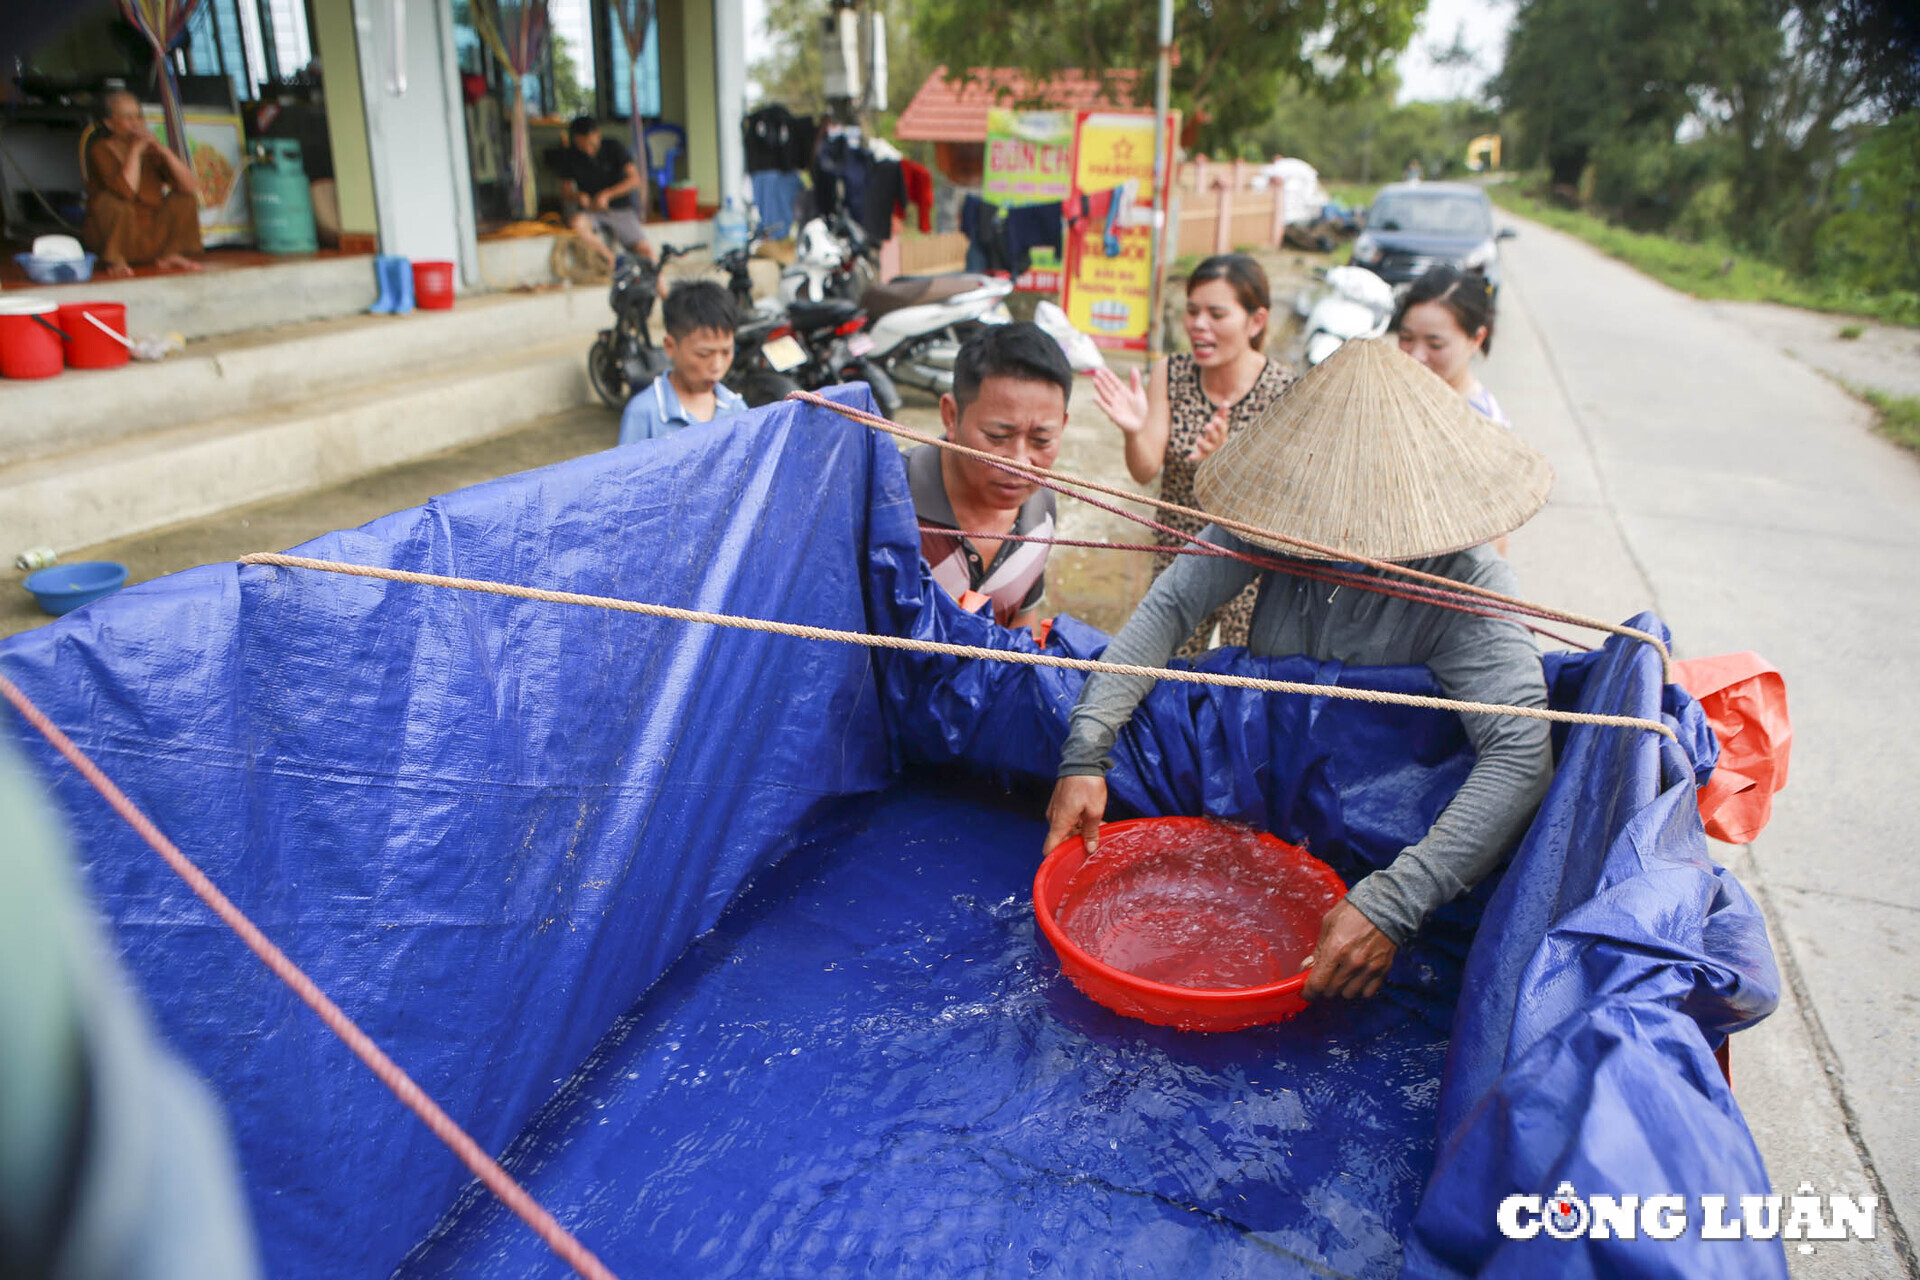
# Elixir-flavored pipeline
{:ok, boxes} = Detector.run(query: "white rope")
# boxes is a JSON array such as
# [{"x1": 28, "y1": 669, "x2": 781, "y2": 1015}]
[{"x1": 239, "y1": 553, "x2": 1678, "y2": 741}]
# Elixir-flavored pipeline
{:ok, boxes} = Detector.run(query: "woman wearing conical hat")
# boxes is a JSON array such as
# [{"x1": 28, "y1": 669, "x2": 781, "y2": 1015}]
[{"x1": 1042, "y1": 338, "x2": 1556, "y2": 1004}]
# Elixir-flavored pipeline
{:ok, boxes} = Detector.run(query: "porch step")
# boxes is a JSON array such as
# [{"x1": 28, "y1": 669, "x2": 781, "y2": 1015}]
[
  {"x1": 0, "y1": 336, "x2": 595, "y2": 558},
  {"x1": 0, "y1": 286, "x2": 613, "y2": 467},
  {"x1": 0, "y1": 224, "x2": 715, "y2": 344}
]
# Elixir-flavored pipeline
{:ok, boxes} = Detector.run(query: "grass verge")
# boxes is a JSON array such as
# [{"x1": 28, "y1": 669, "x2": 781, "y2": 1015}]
[
  {"x1": 1488, "y1": 186, "x2": 1919, "y2": 327},
  {"x1": 1858, "y1": 387, "x2": 1920, "y2": 454}
]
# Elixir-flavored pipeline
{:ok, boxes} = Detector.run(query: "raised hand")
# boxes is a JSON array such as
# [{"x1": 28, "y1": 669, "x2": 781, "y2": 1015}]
[
  {"x1": 1091, "y1": 364, "x2": 1150, "y2": 436},
  {"x1": 1187, "y1": 403, "x2": 1231, "y2": 462}
]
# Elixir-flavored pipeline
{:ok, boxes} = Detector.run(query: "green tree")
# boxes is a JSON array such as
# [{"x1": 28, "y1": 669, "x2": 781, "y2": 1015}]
[
  {"x1": 750, "y1": 0, "x2": 938, "y2": 138},
  {"x1": 1250, "y1": 70, "x2": 1496, "y2": 181},
  {"x1": 550, "y1": 33, "x2": 594, "y2": 120},
  {"x1": 1495, "y1": 0, "x2": 1742, "y2": 191},
  {"x1": 1815, "y1": 112, "x2": 1920, "y2": 295},
  {"x1": 909, "y1": 0, "x2": 1426, "y2": 153}
]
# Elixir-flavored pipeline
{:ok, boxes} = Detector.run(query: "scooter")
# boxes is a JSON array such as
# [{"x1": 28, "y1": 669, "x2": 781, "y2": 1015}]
[
  {"x1": 857, "y1": 273, "x2": 1015, "y2": 399},
  {"x1": 586, "y1": 243, "x2": 699, "y2": 411},
  {"x1": 782, "y1": 211, "x2": 879, "y2": 305},
  {"x1": 716, "y1": 240, "x2": 901, "y2": 415},
  {"x1": 1298, "y1": 265, "x2": 1396, "y2": 367}
]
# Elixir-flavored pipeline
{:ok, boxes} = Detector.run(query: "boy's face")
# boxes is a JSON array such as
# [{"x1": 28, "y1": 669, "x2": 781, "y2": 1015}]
[
  {"x1": 938, "y1": 375, "x2": 1066, "y2": 512},
  {"x1": 663, "y1": 327, "x2": 735, "y2": 394}
]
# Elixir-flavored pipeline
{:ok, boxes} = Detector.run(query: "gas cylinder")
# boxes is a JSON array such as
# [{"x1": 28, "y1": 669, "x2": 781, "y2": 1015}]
[{"x1": 247, "y1": 138, "x2": 318, "y2": 254}]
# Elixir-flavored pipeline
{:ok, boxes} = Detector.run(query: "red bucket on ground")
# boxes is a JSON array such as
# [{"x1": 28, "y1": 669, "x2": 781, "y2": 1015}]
[
  {"x1": 0, "y1": 295, "x2": 65, "y2": 379},
  {"x1": 58, "y1": 300, "x2": 129, "y2": 369},
  {"x1": 1033, "y1": 817, "x2": 1347, "y2": 1032},
  {"x1": 412, "y1": 260, "x2": 455, "y2": 310},
  {"x1": 664, "y1": 185, "x2": 700, "y2": 221}
]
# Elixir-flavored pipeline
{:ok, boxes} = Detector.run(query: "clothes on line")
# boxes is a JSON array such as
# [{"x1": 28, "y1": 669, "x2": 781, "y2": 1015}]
[
  {"x1": 742, "y1": 104, "x2": 816, "y2": 173},
  {"x1": 743, "y1": 104, "x2": 817, "y2": 237},
  {"x1": 750, "y1": 170, "x2": 805, "y2": 239},
  {"x1": 960, "y1": 193, "x2": 1087, "y2": 277},
  {"x1": 861, "y1": 158, "x2": 936, "y2": 243}
]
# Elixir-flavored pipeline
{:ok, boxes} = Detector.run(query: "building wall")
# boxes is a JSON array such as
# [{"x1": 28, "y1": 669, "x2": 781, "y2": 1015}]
[
  {"x1": 351, "y1": 0, "x2": 479, "y2": 280},
  {"x1": 311, "y1": 0, "x2": 377, "y2": 237},
  {"x1": 679, "y1": 0, "x2": 720, "y2": 201}
]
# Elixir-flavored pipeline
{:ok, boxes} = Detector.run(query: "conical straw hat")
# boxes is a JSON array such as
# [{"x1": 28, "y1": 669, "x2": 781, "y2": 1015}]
[{"x1": 1193, "y1": 337, "x2": 1553, "y2": 561}]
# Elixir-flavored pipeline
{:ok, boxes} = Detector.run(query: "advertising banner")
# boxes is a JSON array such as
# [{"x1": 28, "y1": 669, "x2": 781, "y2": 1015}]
[
  {"x1": 984, "y1": 107, "x2": 1073, "y2": 289},
  {"x1": 1062, "y1": 109, "x2": 1175, "y2": 350}
]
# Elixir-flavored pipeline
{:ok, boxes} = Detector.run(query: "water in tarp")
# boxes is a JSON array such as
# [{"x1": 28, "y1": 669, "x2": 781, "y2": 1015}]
[
  {"x1": 1058, "y1": 822, "x2": 1341, "y2": 990},
  {"x1": 398, "y1": 780, "x2": 1457, "y2": 1280}
]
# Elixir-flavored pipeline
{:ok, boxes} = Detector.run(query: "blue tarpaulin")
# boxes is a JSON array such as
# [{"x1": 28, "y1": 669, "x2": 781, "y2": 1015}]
[{"x1": 0, "y1": 387, "x2": 1784, "y2": 1277}]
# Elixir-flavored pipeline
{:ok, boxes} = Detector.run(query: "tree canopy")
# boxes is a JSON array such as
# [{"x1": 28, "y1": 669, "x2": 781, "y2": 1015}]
[
  {"x1": 1497, "y1": 0, "x2": 1920, "y2": 279},
  {"x1": 909, "y1": 0, "x2": 1427, "y2": 153}
]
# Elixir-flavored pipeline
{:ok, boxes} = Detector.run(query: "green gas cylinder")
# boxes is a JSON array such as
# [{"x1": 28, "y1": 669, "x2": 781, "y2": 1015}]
[{"x1": 246, "y1": 137, "x2": 318, "y2": 254}]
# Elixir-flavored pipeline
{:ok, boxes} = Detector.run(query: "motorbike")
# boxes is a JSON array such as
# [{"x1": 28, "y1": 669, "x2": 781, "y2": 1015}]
[
  {"x1": 715, "y1": 241, "x2": 901, "y2": 415},
  {"x1": 857, "y1": 272, "x2": 1014, "y2": 399},
  {"x1": 587, "y1": 243, "x2": 698, "y2": 411},
  {"x1": 782, "y1": 211, "x2": 880, "y2": 305},
  {"x1": 1297, "y1": 264, "x2": 1396, "y2": 367}
]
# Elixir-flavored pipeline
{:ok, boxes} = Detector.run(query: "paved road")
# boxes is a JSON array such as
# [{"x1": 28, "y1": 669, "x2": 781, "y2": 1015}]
[{"x1": 1491, "y1": 213, "x2": 1920, "y2": 1277}]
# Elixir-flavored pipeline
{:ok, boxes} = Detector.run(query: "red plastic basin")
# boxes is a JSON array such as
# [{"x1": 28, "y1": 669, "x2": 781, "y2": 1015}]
[{"x1": 1033, "y1": 816, "x2": 1347, "y2": 1032}]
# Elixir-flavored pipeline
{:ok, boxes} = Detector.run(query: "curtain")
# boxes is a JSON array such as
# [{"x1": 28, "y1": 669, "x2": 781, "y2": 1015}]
[
  {"x1": 469, "y1": 0, "x2": 550, "y2": 220},
  {"x1": 113, "y1": 0, "x2": 209, "y2": 164},
  {"x1": 609, "y1": 0, "x2": 654, "y2": 219}
]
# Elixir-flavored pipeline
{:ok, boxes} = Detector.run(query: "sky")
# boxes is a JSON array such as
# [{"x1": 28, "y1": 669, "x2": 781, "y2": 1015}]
[
  {"x1": 1394, "y1": 0, "x2": 1516, "y2": 103},
  {"x1": 739, "y1": 0, "x2": 1514, "y2": 107}
]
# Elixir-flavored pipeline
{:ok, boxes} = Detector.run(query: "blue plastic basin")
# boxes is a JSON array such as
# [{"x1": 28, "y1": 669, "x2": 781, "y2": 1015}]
[
  {"x1": 23, "y1": 561, "x2": 128, "y2": 615},
  {"x1": 13, "y1": 252, "x2": 98, "y2": 285}
]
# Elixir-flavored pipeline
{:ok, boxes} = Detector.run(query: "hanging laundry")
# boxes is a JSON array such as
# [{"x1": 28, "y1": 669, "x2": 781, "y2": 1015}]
[
  {"x1": 1004, "y1": 202, "x2": 1063, "y2": 276},
  {"x1": 743, "y1": 104, "x2": 816, "y2": 238},
  {"x1": 901, "y1": 160, "x2": 934, "y2": 234},
  {"x1": 751, "y1": 171, "x2": 805, "y2": 237},
  {"x1": 1065, "y1": 187, "x2": 1129, "y2": 259},
  {"x1": 960, "y1": 194, "x2": 1010, "y2": 273},
  {"x1": 863, "y1": 159, "x2": 906, "y2": 243}
]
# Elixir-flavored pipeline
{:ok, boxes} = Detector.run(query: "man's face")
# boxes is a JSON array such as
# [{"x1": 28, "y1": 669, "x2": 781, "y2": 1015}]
[
  {"x1": 940, "y1": 375, "x2": 1067, "y2": 511},
  {"x1": 663, "y1": 326, "x2": 735, "y2": 394},
  {"x1": 572, "y1": 129, "x2": 601, "y2": 156}
]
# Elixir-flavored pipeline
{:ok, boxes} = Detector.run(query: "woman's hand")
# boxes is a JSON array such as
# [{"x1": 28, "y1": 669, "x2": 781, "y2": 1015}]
[
  {"x1": 1091, "y1": 365, "x2": 1150, "y2": 437},
  {"x1": 1043, "y1": 775, "x2": 1108, "y2": 857},
  {"x1": 1186, "y1": 403, "x2": 1231, "y2": 462},
  {"x1": 1301, "y1": 900, "x2": 1397, "y2": 1001}
]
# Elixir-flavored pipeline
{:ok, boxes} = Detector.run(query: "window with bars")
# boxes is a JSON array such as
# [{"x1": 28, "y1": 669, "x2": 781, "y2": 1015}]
[{"x1": 183, "y1": 0, "x2": 315, "y2": 101}]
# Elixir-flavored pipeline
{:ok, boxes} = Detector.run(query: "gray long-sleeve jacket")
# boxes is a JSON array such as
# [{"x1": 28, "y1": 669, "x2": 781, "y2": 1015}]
[{"x1": 1059, "y1": 527, "x2": 1554, "y2": 945}]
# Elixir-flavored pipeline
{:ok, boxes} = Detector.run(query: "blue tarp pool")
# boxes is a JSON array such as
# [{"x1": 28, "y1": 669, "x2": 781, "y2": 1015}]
[{"x1": 0, "y1": 388, "x2": 1786, "y2": 1278}]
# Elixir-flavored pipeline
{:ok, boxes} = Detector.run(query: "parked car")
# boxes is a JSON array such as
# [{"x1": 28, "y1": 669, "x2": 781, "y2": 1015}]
[{"x1": 1348, "y1": 182, "x2": 1515, "y2": 294}]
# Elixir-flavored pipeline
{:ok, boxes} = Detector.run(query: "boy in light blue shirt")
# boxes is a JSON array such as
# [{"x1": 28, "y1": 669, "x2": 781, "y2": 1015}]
[{"x1": 618, "y1": 280, "x2": 749, "y2": 445}]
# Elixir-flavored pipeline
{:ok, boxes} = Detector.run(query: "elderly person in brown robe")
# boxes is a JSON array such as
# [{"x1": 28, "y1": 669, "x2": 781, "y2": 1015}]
[{"x1": 82, "y1": 91, "x2": 203, "y2": 276}]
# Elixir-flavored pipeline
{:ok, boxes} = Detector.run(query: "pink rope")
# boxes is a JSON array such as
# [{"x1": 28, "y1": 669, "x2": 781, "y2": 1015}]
[
  {"x1": 799, "y1": 389, "x2": 1670, "y2": 675},
  {"x1": 0, "y1": 673, "x2": 620, "y2": 1280},
  {"x1": 913, "y1": 525, "x2": 1595, "y2": 651}
]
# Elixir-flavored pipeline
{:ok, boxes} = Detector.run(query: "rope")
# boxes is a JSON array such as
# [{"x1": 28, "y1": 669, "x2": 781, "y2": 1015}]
[
  {"x1": 791, "y1": 390, "x2": 1674, "y2": 678},
  {"x1": 0, "y1": 676, "x2": 621, "y2": 1280},
  {"x1": 237, "y1": 553, "x2": 1677, "y2": 741},
  {"x1": 915, "y1": 524, "x2": 1597, "y2": 651}
]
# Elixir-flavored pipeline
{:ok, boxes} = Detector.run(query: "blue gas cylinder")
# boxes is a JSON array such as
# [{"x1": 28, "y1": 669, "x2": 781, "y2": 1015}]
[{"x1": 247, "y1": 137, "x2": 318, "y2": 254}]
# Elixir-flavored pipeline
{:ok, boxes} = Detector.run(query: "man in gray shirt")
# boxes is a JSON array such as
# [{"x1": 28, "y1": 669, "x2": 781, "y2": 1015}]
[{"x1": 1043, "y1": 338, "x2": 1556, "y2": 1003}]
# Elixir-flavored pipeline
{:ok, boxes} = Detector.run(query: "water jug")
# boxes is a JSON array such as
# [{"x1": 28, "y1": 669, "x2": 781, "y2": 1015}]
[{"x1": 713, "y1": 197, "x2": 751, "y2": 256}]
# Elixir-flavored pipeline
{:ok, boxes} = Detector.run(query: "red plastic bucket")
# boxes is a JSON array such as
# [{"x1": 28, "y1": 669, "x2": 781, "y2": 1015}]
[
  {"x1": 0, "y1": 295, "x2": 65, "y2": 379},
  {"x1": 1033, "y1": 817, "x2": 1348, "y2": 1032},
  {"x1": 412, "y1": 260, "x2": 455, "y2": 310},
  {"x1": 664, "y1": 185, "x2": 700, "y2": 221},
  {"x1": 58, "y1": 300, "x2": 129, "y2": 370}
]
